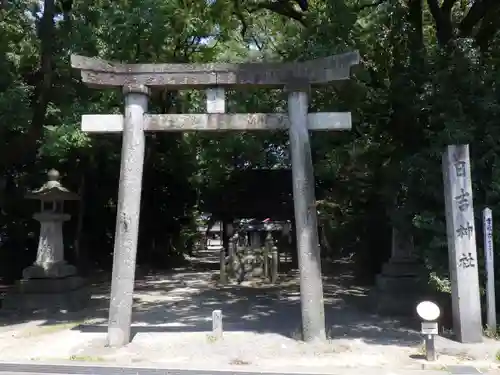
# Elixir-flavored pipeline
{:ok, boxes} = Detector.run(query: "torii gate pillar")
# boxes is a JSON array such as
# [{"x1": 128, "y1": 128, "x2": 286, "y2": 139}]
[
  {"x1": 287, "y1": 86, "x2": 325, "y2": 340},
  {"x1": 107, "y1": 84, "x2": 149, "y2": 347}
]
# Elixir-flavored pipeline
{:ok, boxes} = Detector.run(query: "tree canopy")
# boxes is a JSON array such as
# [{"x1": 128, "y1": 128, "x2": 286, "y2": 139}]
[{"x1": 1, "y1": 0, "x2": 500, "y2": 292}]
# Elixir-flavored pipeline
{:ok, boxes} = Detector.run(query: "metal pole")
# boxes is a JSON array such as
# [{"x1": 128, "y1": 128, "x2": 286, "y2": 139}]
[
  {"x1": 287, "y1": 85, "x2": 326, "y2": 342},
  {"x1": 107, "y1": 84, "x2": 149, "y2": 347},
  {"x1": 425, "y1": 335, "x2": 436, "y2": 361}
]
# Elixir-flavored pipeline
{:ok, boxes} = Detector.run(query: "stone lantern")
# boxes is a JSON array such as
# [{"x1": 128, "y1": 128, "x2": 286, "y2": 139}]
[
  {"x1": 23, "y1": 169, "x2": 79, "y2": 278},
  {"x1": 2, "y1": 169, "x2": 89, "y2": 312}
]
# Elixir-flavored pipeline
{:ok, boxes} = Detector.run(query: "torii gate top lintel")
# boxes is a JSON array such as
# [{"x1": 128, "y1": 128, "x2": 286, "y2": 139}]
[{"x1": 70, "y1": 52, "x2": 360, "y2": 89}]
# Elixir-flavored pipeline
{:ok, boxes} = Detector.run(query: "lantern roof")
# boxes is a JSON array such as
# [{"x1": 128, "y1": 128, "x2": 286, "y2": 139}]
[{"x1": 25, "y1": 169, "x2": 80, "y2": 201}]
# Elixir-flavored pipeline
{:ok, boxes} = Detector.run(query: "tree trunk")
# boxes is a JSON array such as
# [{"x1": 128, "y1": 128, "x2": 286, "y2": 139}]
[
  {"x1": 74, "y1": 175, "x2": 88, "y2": 276},
  {"x1": 8, "y1": 0, "x2": 56, "y2": 169}
]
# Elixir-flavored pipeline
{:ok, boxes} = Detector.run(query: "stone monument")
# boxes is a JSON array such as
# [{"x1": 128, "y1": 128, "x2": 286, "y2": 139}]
[
  {"x1": 2, "y1": 169, "x2": 89, "y2": 312},
  {"x1": 442, "y1": 144, "x2": 482, "y2": 343},
  {"x1": 371, "y1": 225, "x2": 428, "y2": 316}
]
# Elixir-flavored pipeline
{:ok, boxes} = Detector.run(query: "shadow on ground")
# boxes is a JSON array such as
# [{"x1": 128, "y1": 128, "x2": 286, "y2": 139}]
[{"x1": 0, "y1": 251, "x2": 422, "y2": 348}]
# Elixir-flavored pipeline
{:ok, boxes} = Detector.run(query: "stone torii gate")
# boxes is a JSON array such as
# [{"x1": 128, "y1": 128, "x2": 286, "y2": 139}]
[{"x1": 71, "y1": 52, "x2": 360, "y2": 347}]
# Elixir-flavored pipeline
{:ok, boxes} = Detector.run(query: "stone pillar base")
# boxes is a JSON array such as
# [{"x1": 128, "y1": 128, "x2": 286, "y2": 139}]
[
  {"x1": 22, "y1": 261, "x2": 77, "y2": 279},
  {"x1": 1, "y1": 275, "x2": 90, "y2": 313},
  {"x1": 370, "y1": 259, "x2": 429, "y2": 316}
]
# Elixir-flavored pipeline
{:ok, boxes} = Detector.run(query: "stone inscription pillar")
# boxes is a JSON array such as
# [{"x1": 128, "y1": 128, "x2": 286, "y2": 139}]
[
  {"x1": 287, "y1": 84, "x2": 326, "y2": 342},
  {"x1": 442, "y1": 144, "x2": 482, "y2": 343},
  {"x1": 107, "y1": 84, "x2": 150, "y2": 347}
]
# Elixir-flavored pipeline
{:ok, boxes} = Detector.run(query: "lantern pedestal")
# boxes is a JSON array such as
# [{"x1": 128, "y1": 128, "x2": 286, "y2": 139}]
[
  {"x1": 22, "y1": 212, "x2": 77, "y2": 279},
  {"x1": 1, "y1": 170, "x2": 90, "y2": 313},
  {"x1": 2, "y1": 276, "x2": 89, "y2": 312}
]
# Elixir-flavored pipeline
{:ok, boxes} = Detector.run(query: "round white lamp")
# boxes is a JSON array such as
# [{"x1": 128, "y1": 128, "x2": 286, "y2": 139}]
[{"x1": 416, "y1": 301, "x2": 441, "y2": 321}]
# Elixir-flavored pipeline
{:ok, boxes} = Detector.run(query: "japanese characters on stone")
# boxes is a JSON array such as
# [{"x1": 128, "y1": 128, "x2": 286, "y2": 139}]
[
  {"x1": 459, "y1": 252, "x2": 475, "y2": 268},
  {"x1": 456, "y1": 222, "x2": 473, "y2": 239},
  {"x1": 453, "y1": 156, "x2": 476, "y2": 269},
  {"x1": 486, "y1": 216, "x2": 493, "y2": 239},
  {"x1": 454, "y1": 188, "x2": 470, "y2": 212},
  {"x1": 485, "y1": 212, "x2": 494, "y2": 263},
  {"x1": 443, "y1": 145, "x2": 483, "y2": 343},
  {"x1": 454, "y1": 160, "x2": 466, "y2": 178}
]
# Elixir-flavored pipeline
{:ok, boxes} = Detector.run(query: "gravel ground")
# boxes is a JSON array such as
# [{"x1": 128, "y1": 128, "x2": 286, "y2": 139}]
[{"x1": 0, "y1": 250, "x2": 499, "y2": 373}]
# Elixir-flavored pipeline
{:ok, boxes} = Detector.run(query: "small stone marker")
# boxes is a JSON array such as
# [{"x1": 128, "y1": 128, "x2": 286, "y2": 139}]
[
  {"x1": 483, "y1": 207, "x2": 496, "y2": 331},
  {"x1": 442, "y1": 144, "x2": 482, "y2": 343},
  {"x1": 271, "y1": 245, "x2": 278, "y2": 284},
  {"x1": 212, "y1": 309, "x2": 223, "y2": 339}
]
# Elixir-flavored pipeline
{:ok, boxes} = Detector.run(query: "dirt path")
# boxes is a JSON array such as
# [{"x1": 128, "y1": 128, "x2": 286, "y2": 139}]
[{"x1": 0, "y1": 249, "x2": 498, "y2": 373}]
